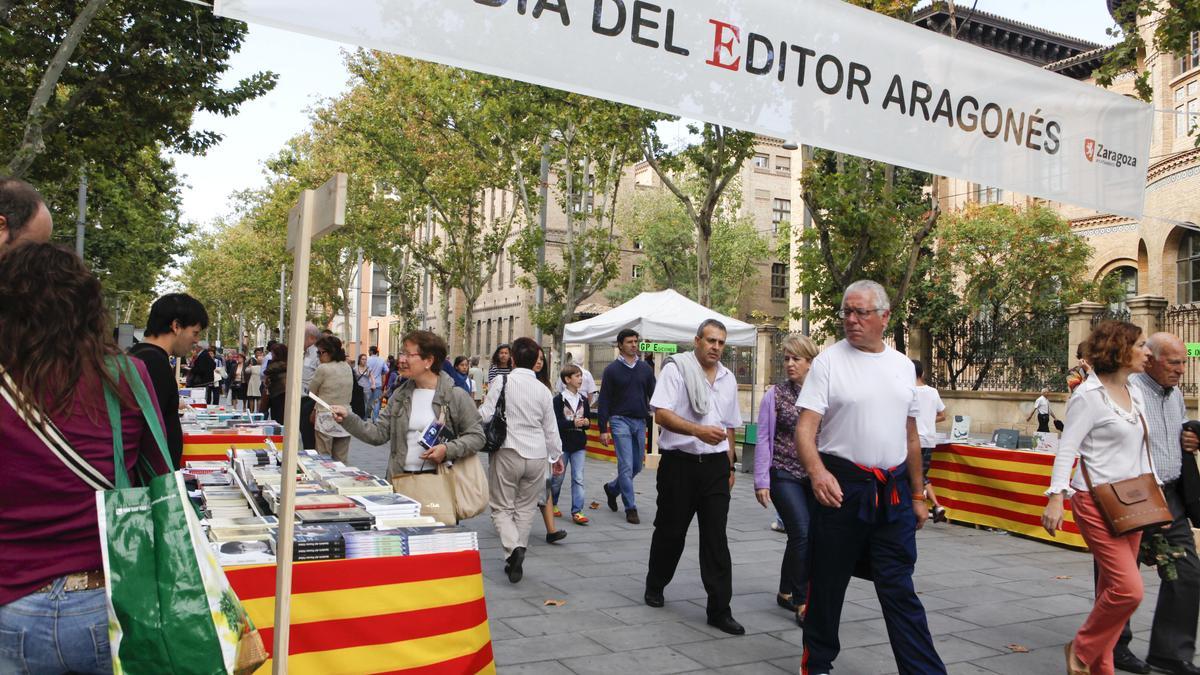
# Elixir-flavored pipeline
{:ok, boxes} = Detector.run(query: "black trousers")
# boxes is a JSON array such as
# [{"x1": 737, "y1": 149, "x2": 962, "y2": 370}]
[
  {"x1": 1037, "y1": 413, "x2": 1051, "y2": 432},
  {"x1": 802, "y1": 477, "x2": 946, "y2": 675},
  {"x1": 299, "y1": 397, "x2": 317, "y2": 450},
  {"x1": 205, "y1": 385, "x2": 220, "y2": 405},
  {"x1": 645, "y1": 450, "x2": 733, "y2": 621},
  {"x1": 1113, "y1": 480, "x2": 1199, "y2": 662}
]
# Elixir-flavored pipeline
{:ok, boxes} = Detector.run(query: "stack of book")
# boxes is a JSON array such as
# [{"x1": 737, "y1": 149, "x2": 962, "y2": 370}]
[
  {"x1": 290, "y1": 523, "x2": 353, "y2": 560},
  {"x1": 293, "y1": 493, "x2": 358, "y2": 511},
  {"x1": 350, "y1": 493, "x2": 426, "y2": 529},
  {"x1": 295, "y1": 506, "x2": 374, "y2": 530},
  {"x1": 205, "y1": 515, "x2": 278, "y2": 543},
  {"x1": 211, "y1": 539, "x2": 276, "y2": 566},
  {"x1": 393, "y1": 526, "x2": 479, "y2": 555},
  {"x1": 323, "y1": 470, "x2": 392, "y2": 496},
  {"x1": 342, "y1": 529, "x2": 407, "y2": 558},
  {"x1": 201, "y1": 485, "x2": 254, "y2": 519}
]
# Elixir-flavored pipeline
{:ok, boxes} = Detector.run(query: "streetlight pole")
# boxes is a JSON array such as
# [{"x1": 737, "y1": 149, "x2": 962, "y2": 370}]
[
  {"x1": 74, "y1": 168, "x2": 87, "y2": 256},
  {"x1": 536, "y1": 143, "x2": 550, "y2": 343}
]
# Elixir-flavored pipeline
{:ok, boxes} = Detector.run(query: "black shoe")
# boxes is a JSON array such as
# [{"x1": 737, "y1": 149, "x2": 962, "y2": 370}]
[
  {"x1": 776, "y1": 593, "x2": 796, "y2": 611},
  {"x1": 505, "y1": 547, "x2": 525, "y2": 584},
  {"x1": 545, "y1": 530, "x2": 567, "y2": 544},
  {"x1": 603, "y1": 482, "x2": 619, "y2": 512},
  {"x1": 1146, "y1": 656, "x2": 1200, "y2": 675},
  {"x1": 932, "y1": 506, "x2": 948, "y2": 523},
  {"x1": 626, "y1": 509, "x2": 640, "y2": 525},
  {"x1": 1113, "y1": 646, "x2": 1151, "y2": 674},
  {"x1": 706, "y1": 615, "x2": 745, "y2": 635},
  {"x1": 644, "y1": 589, "x2": 664, "y2": 608}
]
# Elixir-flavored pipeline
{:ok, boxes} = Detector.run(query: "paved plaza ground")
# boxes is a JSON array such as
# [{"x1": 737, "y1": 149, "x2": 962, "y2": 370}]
[{"x1": 348, "y1": 438, "x2": 1189, "y2": 675}]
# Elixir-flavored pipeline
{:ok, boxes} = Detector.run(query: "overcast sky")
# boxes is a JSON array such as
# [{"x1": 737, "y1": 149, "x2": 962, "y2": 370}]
[{"x1": 171, "y1": 1, "x2": 1123, "y2": 228}]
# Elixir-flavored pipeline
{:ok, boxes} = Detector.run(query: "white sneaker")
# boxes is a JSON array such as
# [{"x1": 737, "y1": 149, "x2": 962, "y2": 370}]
[{"x1": 770, "y1": 518, "x2": 786, "y2": 533}]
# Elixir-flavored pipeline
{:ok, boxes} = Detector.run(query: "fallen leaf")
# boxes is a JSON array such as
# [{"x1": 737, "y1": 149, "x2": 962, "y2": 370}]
[
  {"x1": 544, "y1": 599, "x2": 566, "y2": 607},
  {"x1": 589, "y1": 501, "x2": 600, "y2": 510},
  {"x1": 1006, "y1": 644, "x2": 1029, "y2": 653},
  {"x1": 1054, "y1": 575, "x2": 1072, "y2": 580}
]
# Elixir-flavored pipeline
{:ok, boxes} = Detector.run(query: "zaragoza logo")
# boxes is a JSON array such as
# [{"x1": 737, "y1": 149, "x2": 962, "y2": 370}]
[
  {"x1": 1084, "y1": 138, "x2": 1096, "y2": 162},
  {"x1": 1083, "y1": 137, "x2": 1135, "y2": 168}
]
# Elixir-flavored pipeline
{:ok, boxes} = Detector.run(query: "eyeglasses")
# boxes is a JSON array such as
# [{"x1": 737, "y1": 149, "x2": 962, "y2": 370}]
[
  {"x1": 400, "y1": 352, "x2": 423, "y2": 360},
  {"x1": 837, "y1": 307, "x2": 883, "y2": 320}
]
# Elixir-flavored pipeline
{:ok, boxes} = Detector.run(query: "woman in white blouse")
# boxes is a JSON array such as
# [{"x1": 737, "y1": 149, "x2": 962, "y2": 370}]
[{"x1": 1042, "y1": 320, "x2": 1153, "y2": 675}]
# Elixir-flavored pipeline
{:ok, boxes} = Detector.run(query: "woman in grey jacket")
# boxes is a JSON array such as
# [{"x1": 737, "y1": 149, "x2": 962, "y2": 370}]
[{"x1": 332, "y1": 331, "x2": 484, "y2": 524}]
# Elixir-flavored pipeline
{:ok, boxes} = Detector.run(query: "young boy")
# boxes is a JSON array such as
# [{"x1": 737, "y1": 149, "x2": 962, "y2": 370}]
[
  {"x1": 552, "y1": 364, "x2": 592, "y2": 526},
  {"x1": 913, "y1": 360, "x2": 948, "y2": 523}
]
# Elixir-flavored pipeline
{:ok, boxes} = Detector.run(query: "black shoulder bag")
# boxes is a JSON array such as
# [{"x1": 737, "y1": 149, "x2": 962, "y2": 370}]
[{"x1": 482, "y1": 374, "x2": 508, "y2": 454}]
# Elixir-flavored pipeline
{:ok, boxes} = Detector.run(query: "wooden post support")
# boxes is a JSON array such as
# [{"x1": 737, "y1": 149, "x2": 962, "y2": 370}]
[{"x1": 273, "y1": 173, "x2": 347, "y2": 673}]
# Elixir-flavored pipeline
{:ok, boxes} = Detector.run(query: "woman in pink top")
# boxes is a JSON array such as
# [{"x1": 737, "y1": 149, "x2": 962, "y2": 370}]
[{"x1": 0, "y1": 243, "x2": 170, "y2": 675}]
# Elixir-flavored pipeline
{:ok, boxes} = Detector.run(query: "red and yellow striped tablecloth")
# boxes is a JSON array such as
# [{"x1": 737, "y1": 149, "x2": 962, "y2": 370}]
[
  {"x1": 182, "y1": 433, "x2": 283, "y2": 463},
  {"x1": 929, "y1": 443, "x2": 1087, "y2": 550},
  {"x1": 225, "y1": 552, "x2": 495, "y2": 674}
]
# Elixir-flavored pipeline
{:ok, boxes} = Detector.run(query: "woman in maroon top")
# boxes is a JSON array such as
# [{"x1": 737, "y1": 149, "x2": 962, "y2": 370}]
[{"x1": 0, "y1": 243, "x2": 170, "y2": 675}]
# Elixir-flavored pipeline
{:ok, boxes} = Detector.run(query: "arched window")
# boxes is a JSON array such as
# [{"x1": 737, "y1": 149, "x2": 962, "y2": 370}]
[
  {"x1": 1106, "y1": 266, "x2": 1138, "y2": 311},
  {"x1": 1178, "y1": 231, "x2": 1200, "y2": 304}
]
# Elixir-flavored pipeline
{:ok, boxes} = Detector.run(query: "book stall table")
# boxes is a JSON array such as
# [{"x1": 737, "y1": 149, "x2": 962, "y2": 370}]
[
  {"x1": 930, "y1": 443, "x2": 1087, "y2": 550},
  {"x1": 183, "y1": 431, "x2": 283, "y2": 463},
  {"x1": 224, "y1": 551, "x2": 495, "y2": 674}
]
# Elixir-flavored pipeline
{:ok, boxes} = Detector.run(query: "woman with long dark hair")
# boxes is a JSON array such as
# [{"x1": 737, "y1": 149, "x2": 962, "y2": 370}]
[
  {"x1": 488, "y1": 343, "x2": 513, "y2": 383},
  {"x1": 0, "y1": 243, "x2": 170, "y2": 674}
]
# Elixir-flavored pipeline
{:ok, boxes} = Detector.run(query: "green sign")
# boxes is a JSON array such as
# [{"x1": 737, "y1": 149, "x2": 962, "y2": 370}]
[
  {"x1": 639, "y1": 341, "x2": 678, "y2": 354},
  {"x1": 1188, "y1": 343, "x2": 1200, "y2": 358}
]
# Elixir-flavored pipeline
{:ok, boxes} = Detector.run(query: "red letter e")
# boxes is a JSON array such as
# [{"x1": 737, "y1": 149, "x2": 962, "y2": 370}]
[{"x1": 706, "y1": 19, "x2": 741, "y2": 71}]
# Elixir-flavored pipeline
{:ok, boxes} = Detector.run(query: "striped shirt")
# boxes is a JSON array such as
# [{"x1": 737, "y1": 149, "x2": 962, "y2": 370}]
[{"x1": 1131, "y1": 372, "x2": 1186, "y2": 483}]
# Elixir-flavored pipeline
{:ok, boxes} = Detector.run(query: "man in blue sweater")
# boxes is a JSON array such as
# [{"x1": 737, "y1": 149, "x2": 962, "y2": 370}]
[{"x1": 598, "y1": 328, "x2": 657, "y2": 524}]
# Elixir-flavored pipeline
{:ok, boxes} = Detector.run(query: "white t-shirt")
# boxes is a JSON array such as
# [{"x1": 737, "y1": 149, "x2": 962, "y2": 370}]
[
  {"x1": 796, "y1": 340, "x2": 918, "y2": 469},
  {"x1": 650, "y1": 361, "x2": 743, "y2": 455},
  {"x1": 1034, "y1": 395, "x2": 1050, "y2": 415},
  {"x1": 404, "y1": 389, "x2": 436, "y2": 472},
  {"x1": 914, "y1": 385, "x2": 945, "y2": 449}
]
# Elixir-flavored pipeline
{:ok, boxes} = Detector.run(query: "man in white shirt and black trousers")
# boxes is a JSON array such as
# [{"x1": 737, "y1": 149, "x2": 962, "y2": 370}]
[
  {"x1": 643, "y1": 319, "x2": 745, "y2": 635},
  {"x1": 796, "y1": 280, "x2": 945, "y2": 675}
]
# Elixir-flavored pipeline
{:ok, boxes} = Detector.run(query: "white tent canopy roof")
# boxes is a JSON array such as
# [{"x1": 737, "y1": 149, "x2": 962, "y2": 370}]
[{"x1": 563, "y1": 289, "x2": 756, "y2": 348}]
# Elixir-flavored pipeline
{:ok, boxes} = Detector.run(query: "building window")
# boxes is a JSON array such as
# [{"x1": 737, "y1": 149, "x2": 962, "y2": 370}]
[
  {"x1": 497, "y1": 317, "x2": 504, "y2": 346},
  {"x1": 508, "y1": 315, "x2": 514, "y2": 343},
  {"x1": 973, "y1": 184, "x2": 1004, "y2": 204},
  {"x1": 1178, "y1": 232, "x2": 1200, "y2": 304},
  {"x1": 486, "y1": 319, "x2": 492, "y2": 355},
  {"x1": 752, "y1": 153, "x2": 769, "y2": 169},
  {"x1": 632, "y1": 239, "x2": 643, "y2": 251},
  {"x1": 771, "y1": 263, "x2": 788, "y2": 300},
  {"x1": 1176, "y1": 31, "x2": 1200, "y2": 74},
  {"x1": 1106, "y1": 266, "x2": 1138, "y2": 311},
  {"x1": 775, "y1": 155, "x2": 791, "y2": 172},
  {"x1": 1190, "y1": 99, "x2": 1199, "y2": 136},
  {"x1": 371, "y1": 266, "x2": 391, "y2": 317},
  {"x1": 631, "y1": 264, "x2": 643, "y2": 280},
  {"x1": 772, "y1": 198, "x2": 791, "y2": 233},
  {"x1": 510, "y1": 259, "x2": 517, "y2": 285},
  {"x1": 476, "y1": 320, "x2": 482, "y2": 356}
]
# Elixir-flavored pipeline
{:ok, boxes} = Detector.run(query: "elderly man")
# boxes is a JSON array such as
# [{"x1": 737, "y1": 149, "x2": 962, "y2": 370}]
[
  {"x1": 1110, "y1": 332, "x2": 1200, "y2": 675},
  {"x1": 796, "y1": 280, "x2": 945, "y2": 675},
  {"x1": 0, "y1": 177, "x2": 52, "y2": 253},
  {"x1": 643, "y1": 319, "x2": 745, "y2": 635},
  {"x1": 299, "y1": 322, "x2": 321, "y2": 450}
]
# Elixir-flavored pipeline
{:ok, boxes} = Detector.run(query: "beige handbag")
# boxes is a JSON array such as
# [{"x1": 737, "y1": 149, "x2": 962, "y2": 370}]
[
  {"x1": 390, "y1": 468, "x2": 458, "y2": 526},
  {"x1": 449, "y1": 452, "x2": 489, "y2": 521}
]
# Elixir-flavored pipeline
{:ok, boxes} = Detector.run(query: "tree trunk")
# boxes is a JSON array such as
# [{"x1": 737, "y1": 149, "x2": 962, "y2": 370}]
[
  {"x1": 439, "y1": 282, "x2": 452, "y2": 340},
  {"x1": 6, "y1": 0, "x2": 110, "y2": 177},
  {"x1": 461, "y1": 299, "x2": 475, "y2": 358},
  {"x1": 696, "y1": 225, "x2": 712, "y2": 307}
]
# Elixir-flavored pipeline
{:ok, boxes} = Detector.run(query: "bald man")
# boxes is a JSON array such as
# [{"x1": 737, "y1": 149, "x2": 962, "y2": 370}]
[
  {"x1": 0, "y1": 177, "x2": 52, "y2": 253},
  {"x1": 1112, "y1": 332, "x2": 1200, "y2": 675}
]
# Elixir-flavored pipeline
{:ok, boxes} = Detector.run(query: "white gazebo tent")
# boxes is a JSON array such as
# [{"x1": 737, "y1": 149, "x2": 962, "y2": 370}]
[{"x1": 563, "y1": 289, "x2": 756, "y2": 347}]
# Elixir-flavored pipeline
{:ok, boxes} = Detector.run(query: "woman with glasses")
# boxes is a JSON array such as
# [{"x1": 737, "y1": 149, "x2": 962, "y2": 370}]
[
  {"x1": 754, "y1": 333, "x2": 821, "y2": 625},
  {"x1": 309, "y1": 336, "x2": 354, "y2": 463},
  {"x1": 332, "y1": 331, "x2": 484, "y2": 524}
]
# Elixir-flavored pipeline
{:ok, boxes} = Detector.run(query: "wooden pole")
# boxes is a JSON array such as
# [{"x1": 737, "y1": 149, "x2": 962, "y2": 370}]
[{"x1": 272, "y1": 188, "x2": 315, "y2": 672}]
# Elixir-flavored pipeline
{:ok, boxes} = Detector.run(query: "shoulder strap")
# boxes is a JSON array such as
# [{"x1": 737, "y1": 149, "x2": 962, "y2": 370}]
[
  {"x1": 496, "y1": 374, "x2": 508, "y2": 416},
  {"x1": 0, "y1": 363, "x2": 114, "y2": 491}
]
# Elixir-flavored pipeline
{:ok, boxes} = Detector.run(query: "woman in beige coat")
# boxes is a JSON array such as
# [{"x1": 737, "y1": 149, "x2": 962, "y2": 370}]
[{"x1": 310, "y1": 336, "x2": 354, "y2": 463}]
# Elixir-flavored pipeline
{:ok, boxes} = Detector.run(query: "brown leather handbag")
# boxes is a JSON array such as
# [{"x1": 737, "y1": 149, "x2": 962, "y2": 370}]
[{"x1": 1081, "y1": 417, "x2": 1172, "y2": 536}]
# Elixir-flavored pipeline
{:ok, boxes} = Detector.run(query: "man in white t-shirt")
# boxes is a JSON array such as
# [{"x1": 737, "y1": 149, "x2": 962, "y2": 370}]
[
  {"x1": 795, "y1": 280, "x2": 945, "y2": 675},
  {"x1": 913, "y1": 359, "x2": 948, "y2": 523},
  {"x1": 1025, "y1": 388, "x2": 1056, "y2": 432}
]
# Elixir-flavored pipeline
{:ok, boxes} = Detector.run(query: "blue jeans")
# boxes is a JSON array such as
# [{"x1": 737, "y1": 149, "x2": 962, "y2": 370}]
[
  {"x1": 0, "y1": 579, "x2": 112, "y2": 674},
  {"x1": 366, "y1": 387, "x2": 383, "y2": 421},
  {"x1": 770, "y1": 467, "x2": 812, "y2": 603},
  {"x1": 551, "y1": 449, "x2": 586, "y2": 514},
  {"x1": 605, "y1": 416, "x2": 645, "y2": 511}
]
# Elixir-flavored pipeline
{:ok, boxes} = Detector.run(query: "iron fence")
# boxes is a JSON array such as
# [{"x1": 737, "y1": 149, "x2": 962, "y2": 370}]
[
  {"x1": 928, "y1": 313, "x2": 1068, "y2": 392},
  {"x1": 1161, "y1": 304, "x2": 1200, "y2": 395},
  {"x1": 1090, "y1": 308, "x2": 1131, "y2": 326}
]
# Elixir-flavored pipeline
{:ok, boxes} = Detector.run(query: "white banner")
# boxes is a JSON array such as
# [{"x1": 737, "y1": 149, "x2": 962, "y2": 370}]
[{"x1": 214, "y1": 0, "x2": 1153, "y2": 218}]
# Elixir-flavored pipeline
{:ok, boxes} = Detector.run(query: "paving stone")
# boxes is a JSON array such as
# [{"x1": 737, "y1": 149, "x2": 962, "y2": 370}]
[
  {"x1": 505, "y1": 609, "x2": 619, "y2": 638},
  {"x1": 584, "y1": 621, "x2": 713, "y2": 651},
  {"x1": 560, "y1": 646, "x2": 704, "y2": 675},
  {"x1": 675, "y1": 634, "x2": 799, "y2": 668},
  {"x1": 492, "y1": 634, "x2": 609, "y2": 666},
  {"x1": 939, "y1": 602, "x2": 1054, "y2": 627}
]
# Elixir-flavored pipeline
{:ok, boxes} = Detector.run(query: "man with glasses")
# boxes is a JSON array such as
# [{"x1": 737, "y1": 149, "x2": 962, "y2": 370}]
[
  {"x1": 1110, "y1": 332, "x2": 1199, "y2": 675},
  {"x1": 795, "y1": 280, "x2": 945, "y2": 675}
]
